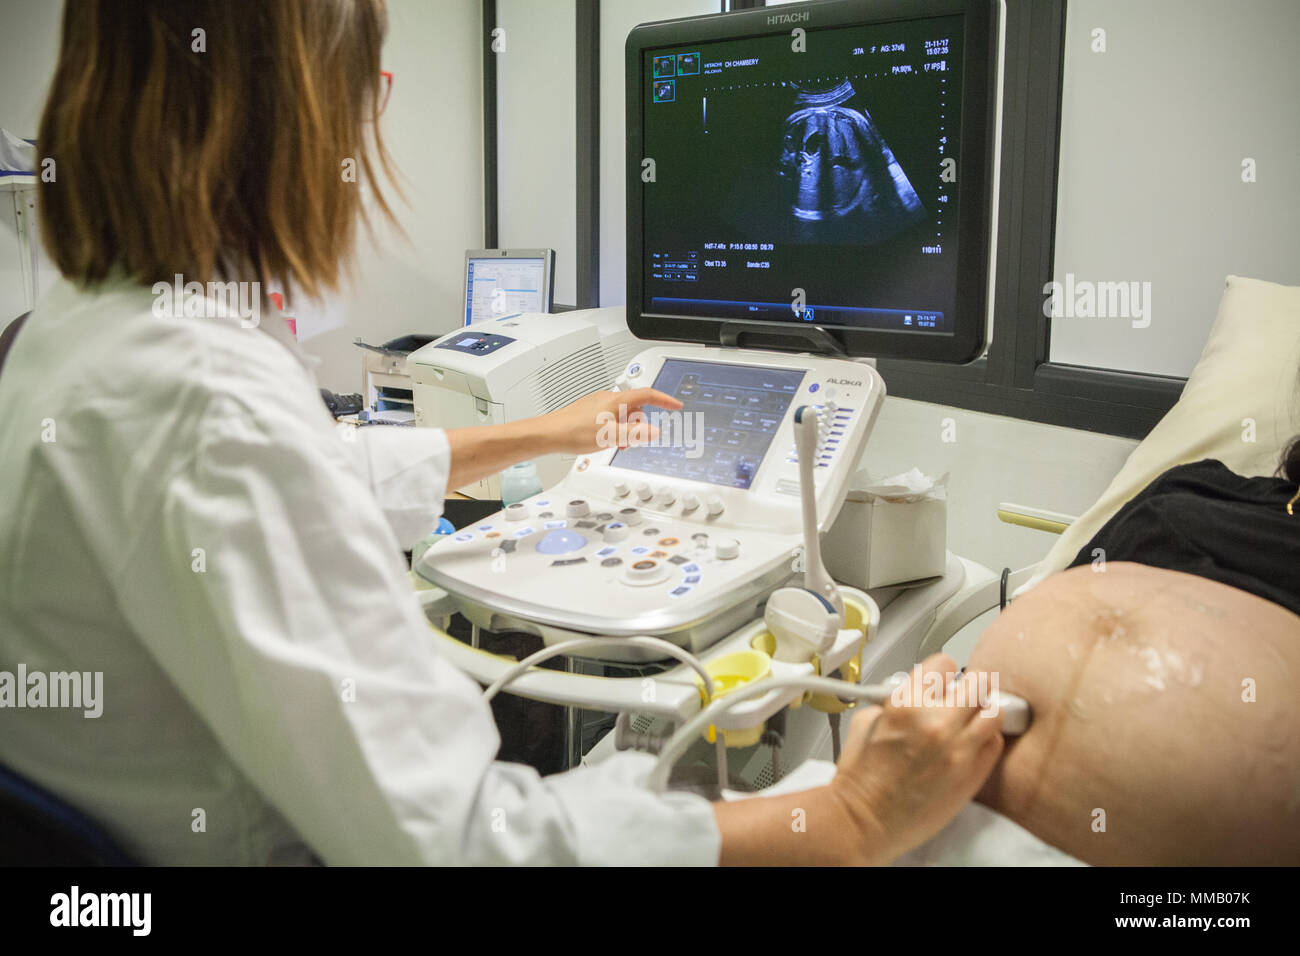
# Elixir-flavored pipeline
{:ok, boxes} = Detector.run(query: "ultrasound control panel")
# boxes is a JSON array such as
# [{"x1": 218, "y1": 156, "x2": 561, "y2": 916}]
[
  {"x1": 612, "y1": 359, "x2": 803, "y2": 490},
  {"x1": 416, "y1": 345, "x2": 884, "y2": 659}
]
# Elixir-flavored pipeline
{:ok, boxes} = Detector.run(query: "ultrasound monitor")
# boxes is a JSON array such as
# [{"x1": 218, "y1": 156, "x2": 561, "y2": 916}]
[
  {"x1": 625, "y1": 0, "x2": 997, "y2": 362},
  {"x1": 463, "y1": 248, "x2": 556, "y2": 326}
]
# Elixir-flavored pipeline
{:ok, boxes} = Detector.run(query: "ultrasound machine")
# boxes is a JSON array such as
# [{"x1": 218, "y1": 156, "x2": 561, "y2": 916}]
[{"x1": 415, "y1": 0, "x2": 1025, "y2": 791}]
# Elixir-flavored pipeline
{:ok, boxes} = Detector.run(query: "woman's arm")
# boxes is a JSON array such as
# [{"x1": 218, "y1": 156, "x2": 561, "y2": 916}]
[
  {"x1": 715, "y1": 654, "x2": 1006, "y2": 865},
  {"x1": 444, "y1": 388, "x2": 683, "y2": 490}
]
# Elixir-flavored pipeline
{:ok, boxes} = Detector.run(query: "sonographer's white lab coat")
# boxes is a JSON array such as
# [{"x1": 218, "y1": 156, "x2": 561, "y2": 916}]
[{"x1": 0, "y1": 277, "x2": 720, "y2": 865}]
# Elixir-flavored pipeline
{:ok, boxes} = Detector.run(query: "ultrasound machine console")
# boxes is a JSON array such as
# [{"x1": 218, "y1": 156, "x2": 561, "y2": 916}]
[
  {"x1": 417, "y1": 346, "x2": 884, "y2": 659},
  {"x1": 415, "y1": 0, "x2": 1009, "y2": 771}
]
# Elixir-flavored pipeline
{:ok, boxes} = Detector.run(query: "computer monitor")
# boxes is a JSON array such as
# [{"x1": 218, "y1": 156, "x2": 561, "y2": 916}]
[
  {"x1": 463, "y1": 248, "x2": 556, "y2": 326},
  {"x1": 626, "y1": 0, "x2": 997, "y2": 362}
]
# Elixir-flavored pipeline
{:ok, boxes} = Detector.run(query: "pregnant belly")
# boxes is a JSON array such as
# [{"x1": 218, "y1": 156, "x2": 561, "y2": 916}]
[{"x1": 968, "y1": 562, "x2": 1300, "y2": 865}]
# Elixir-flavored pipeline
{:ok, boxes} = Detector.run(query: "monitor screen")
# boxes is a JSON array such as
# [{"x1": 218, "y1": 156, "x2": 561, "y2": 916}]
[
  {"x1": 627, "y1": 1, "x2": 994, "y2": 363},
  {"x1": 464, "y1": 256, "x2": 549, "y2": 325},
  {"x1": 611, "y1": 359, "x2": 806, "y2": 489}
]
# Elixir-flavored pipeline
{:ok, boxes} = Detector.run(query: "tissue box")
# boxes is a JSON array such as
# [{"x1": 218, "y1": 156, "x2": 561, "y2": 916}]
[{"x1": 823, "y1": 483, "x2": 947, "y2": 590}]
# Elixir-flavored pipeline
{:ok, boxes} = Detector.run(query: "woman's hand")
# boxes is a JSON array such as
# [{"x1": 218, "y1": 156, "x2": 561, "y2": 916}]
[
  {"x1": 713, "y1": 653, "x2": 1005, "y2": 866},
  {"x1": 538, "y1": 388, "x2": 683, "y2": 456},
  {"x1": 828, "y1": 653, "x2": 1005, "y2": 864}
]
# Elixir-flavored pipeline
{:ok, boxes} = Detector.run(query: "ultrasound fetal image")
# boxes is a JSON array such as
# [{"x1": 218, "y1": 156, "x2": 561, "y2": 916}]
[{"x1": 775, "y1": 81, "x2": 925, "y2": 242}]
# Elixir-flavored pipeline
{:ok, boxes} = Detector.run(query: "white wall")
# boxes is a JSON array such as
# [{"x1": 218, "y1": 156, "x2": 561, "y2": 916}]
[
  {"x1": 0, "y1": 0, "x2": 63, "y2": 317},
  {"x1": 1050, "y1": 0, "x2": 1300, "y2": 377},
  {"x1": 496, "y1": 0, "x2": 578, "y2": 307},
  {"x1": 860, "y1": 396, "x2": 1137, "y2": 576},
  {"x1": 0, "y1": 1, "x2": 61, "y2": 134}
]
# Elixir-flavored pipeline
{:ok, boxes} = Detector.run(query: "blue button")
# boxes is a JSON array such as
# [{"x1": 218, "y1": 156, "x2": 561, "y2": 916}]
[
  {"x1": 453, "y1": 533, "x2": 473, "y2": 542},
  {"x1": 809, "y1": 383, "x2": 820, "y2": 393},
  {"x1": 477, "y1": 524, "x2": 494, "y2": 532},
  {"x1": 683, "y1": 563, "x2": 700, "y2": 573},
  {"x1": 534, "y1": 530, "x2": 588, "y2": 555},
  {"x1": 544, "y1": 520, "x2": 567, "y2": 530},
  {"x1": 684, "y1": 575, "x2": 701, "y2": 584}
]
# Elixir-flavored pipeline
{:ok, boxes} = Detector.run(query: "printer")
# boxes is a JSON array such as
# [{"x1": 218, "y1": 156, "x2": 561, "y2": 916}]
[{"x1": 409, "y1": 307, "x2": 638, "y2": 498}]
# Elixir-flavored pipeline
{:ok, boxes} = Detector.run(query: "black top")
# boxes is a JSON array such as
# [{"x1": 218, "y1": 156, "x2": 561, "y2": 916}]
[{"x1": 1068, "y1": 459, "x2": 1300, "y2": 618}]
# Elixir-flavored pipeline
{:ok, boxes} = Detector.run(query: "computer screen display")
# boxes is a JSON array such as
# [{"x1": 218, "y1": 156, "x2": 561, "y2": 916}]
[
  {"x1": 464, "y1": 256, "x2": 549, "y2": 325},
  {"x1": 611, "y1": 359, "x2": 805, "y2": 490},
  {"x1": 628, "y1": 1, "x2": 992, "y2": 362}
]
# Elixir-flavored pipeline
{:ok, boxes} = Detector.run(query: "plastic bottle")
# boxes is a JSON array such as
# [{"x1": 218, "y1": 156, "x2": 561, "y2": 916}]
[{"x1": 500, "y1": 461, "x2": 544, "y2": 505}]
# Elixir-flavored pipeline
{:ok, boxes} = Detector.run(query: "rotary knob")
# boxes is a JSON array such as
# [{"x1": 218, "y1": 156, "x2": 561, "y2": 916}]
[
  {"x1": 654, "y1": 487, "x2": 676, "y2": 507},
  {"x1": 566, "y1": 499, "x2": 590, "y2": 518},
  {"x1": 715, "y1": 537, "x2": 740, "y2": 560},
  {"x1": 504, "y1": 502, "x2": 529, "y2": 521},
  {"x1": 613, "y1": 481, "x2": 630, "y2": 498},
  {"x1": 603, "y1": 522, "x2": 629, "y2": 543},
  {"x1": 635, "y1": 482, "x2": 653, "y2": 502},
  {"x1": 623, "y1": 557, "x2": 670, "y2": 586},
  {"x1": 681, "y1": 493, "x2": 700, "y2": 513},
  {"x1": 706, "y1": 495, "x2": 725, "y2": 517},
  {"x1": 618, "y1": 507, "x2": 642, "y2": 526}
]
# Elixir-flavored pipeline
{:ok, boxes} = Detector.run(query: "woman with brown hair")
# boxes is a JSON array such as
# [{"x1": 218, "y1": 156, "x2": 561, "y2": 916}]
[{"x1": 0, "y1": 1, "x2": 1003, "y2": 865}]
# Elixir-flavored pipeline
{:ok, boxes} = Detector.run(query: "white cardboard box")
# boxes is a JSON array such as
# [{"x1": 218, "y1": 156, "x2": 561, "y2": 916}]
[{"x1": 823, "y1": 490, "x2": 947, "y2": 590}]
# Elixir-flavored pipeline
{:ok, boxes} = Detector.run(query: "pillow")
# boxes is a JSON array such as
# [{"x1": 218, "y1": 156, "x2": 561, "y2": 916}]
[{"x1": 1023, "y1": 275, "x2": 1300, "y2": 591}]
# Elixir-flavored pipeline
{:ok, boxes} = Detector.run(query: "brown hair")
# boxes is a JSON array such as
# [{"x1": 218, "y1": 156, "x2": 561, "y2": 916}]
[
  {"x1": 1282, "y1": 437, "x2": 1300, "y2": 485},
  {"x1": 37, "y1": 0, "x2": 395, "y2": 300}
]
